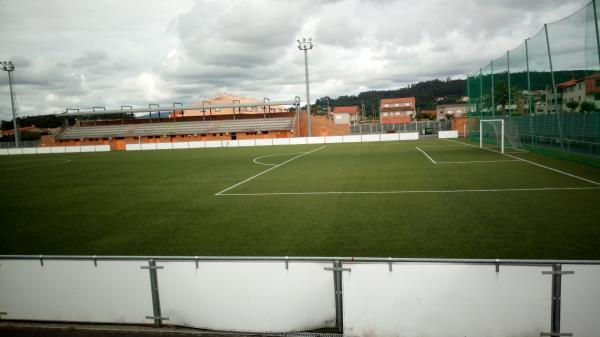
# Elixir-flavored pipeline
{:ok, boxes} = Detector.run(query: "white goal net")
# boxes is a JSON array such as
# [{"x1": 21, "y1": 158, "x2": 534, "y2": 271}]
[{"x1": 480, "y1": 119, "x2": 524, "y2": 154}]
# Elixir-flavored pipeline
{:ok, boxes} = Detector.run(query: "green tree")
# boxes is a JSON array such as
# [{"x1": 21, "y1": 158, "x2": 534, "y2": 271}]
[
  {"x1": 566, "y1": 101, "x2": 579, "y2": 112},
  {"x1": 579, "y1": 101, "x2": 596, "y2": 113}
]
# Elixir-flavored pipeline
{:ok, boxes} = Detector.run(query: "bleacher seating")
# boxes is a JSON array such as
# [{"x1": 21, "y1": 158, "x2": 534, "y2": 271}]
[{"x1": 56, "y1": 118, "x2": 294, "y2": 140}]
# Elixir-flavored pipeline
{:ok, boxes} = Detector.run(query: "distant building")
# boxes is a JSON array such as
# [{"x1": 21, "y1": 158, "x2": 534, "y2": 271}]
[
  {"x1": 436, "y1": 104, "x2": 466, "y2": 121},
  {"x1": 379, "y1": 97, "x2": 416, "y2": 124},
  {"x1": 171, "y1": 93, "x2": 289, "y2": 118},
  {"x1": 331, "y1": 106, "x2": 360, "y2": 125},
  {"x1": 557, "y1": 74, "x2": 600, "y2": 111},
  {"x1": 0, "y1": 125, "x2": 49, "y2": 136},
  {"x1": 420, "y1": 109, "x2": 437, "y2": 120}
]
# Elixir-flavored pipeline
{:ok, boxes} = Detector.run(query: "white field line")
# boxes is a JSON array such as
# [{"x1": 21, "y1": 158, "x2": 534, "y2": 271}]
[
  {"x1": 416, "y1": 146, "x2": 517, "y2": 164},
  {"x1": 0, "y1": 159, "x2": 72, "y2": 171},
  {"x1": 417, "y1": 144, "x2": 473, "y2": 148},
  {"x1": 437, "y1": 160, "x2": 520, "y2": 164},
  {"x1": 217, "y1": 186, "x2": 600, "y2": 196},
  {"x1": 252, "y1": 152, "x2": 308, "y2": 166},
  {"x1": 415, "y1": 146, "x2": 437, "y2": 164},
  {"x1": 214, "y1": 146, "x2": 327, "y2": 195},
  {"x1": 444, "y1": 139, "x2": 600, "y2": 186}
]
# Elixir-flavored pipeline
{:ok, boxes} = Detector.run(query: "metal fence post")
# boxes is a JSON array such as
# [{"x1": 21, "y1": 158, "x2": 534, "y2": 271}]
[
  {"x1": 324, "y1": 260, "x2": 350, "y2": 333},
  {"x1": 479, "y1": 68, "x2": 483, "y2": 117},
  {"x1": 593, "y1": 0, "x2": 600, "y2": 68},
  {"x1": 333, "y1": 261, "x2": 344, "y2": 332},
  {"x1": 525, "y1": 38, "x2": 535, "y2": 149},
  {"x1": 507, "y1": 50, "x2": 511, "y2": 116},
  {"x1": 541, "y1": 264, "x2": 574, "y2": 337},
  {"x1": 544, "y1": 23, "x2": 565, "y2": 153},
  {"x1": 491, "y1": 60, "x2": 495, "y2": 117},
  {"x1": 141, "y1": 259, "x2": 168, "y2": 326}
]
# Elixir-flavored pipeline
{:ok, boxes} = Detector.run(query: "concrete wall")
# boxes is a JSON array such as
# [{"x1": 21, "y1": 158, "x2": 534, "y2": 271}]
[
  {"x1": 342, "y1": 263, "x2": 552, "y2": 337},
  {"x1": 0, "y1": 145, "x2": 110, "y2": 155},
  {"x1": 1, "y1": 257, "x2": 597, "y2": 336},
  {"x1": 122, "y1": 132, "x2": 422, "y2": 151}
]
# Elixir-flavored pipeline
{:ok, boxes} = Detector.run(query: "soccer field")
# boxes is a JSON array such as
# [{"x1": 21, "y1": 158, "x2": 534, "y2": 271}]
[{"x1": 1, "y1": 138, "x2": 600, "y2": 259}]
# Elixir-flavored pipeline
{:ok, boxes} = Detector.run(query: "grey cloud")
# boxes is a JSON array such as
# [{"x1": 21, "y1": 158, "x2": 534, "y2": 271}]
[
  {"x1": 72, "y1": 50, "x2": 108, "y2": 68},
  {"x1": 173, "y1": 0, "x2": 307, "y2": 68},
  {"x1": 0, "y1": 0, "x2": 592, "y2": 120}
]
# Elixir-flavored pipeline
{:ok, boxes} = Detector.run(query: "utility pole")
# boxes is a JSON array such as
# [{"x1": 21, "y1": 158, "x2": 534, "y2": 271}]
[
  {"x1": 361, "y1": 101, "x2": 365, "y2": 129},
  {"x1": 297, "y1": 38, "x2": 314, "y2": 137},
  {"x1": 1, "y1": 61, "x2": 19, "y2": 147}
]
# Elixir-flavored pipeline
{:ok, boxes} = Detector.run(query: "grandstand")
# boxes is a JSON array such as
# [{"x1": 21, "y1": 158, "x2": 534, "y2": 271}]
[
  {"x1": 42, "y1": 98, "x2": 299, "y2": 150},
  {"x1": 55, "y1": 118, "x2": 294, "y2": 140}
]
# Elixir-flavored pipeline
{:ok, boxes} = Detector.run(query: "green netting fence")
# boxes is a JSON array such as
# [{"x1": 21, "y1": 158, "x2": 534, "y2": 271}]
[{"x1": 466, "y1": 0, "x2": 600, "y2": 166}]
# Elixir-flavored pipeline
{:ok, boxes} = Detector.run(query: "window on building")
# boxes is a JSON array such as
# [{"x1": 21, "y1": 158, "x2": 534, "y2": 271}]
[{"x1": 596, "y1": 80, "x2": 600, "y2": 87}]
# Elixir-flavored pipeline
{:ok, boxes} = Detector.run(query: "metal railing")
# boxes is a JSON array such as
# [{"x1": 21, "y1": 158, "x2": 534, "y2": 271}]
[
  {"x1": 0, "y1": 140, "x2": 39, "y2": 148},
  {"x1": 0, "y1": 254, "x2": 598, "y2": 337},
  {"x1": 351, "y1": 120, "x2": 452, "y2": 135}
]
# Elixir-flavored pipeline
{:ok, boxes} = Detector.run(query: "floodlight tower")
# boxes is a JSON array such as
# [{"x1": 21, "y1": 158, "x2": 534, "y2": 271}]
[
  {"x1": 297, "y1": 38, "x2": 314, "y2": 137},
  {"x1": 1, "y1": 61, "x2": 19, "y2": 147}
]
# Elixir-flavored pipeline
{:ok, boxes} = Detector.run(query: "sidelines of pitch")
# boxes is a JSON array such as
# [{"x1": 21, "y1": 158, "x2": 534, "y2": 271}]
[
  {"x1": 215, "y1": 140, "x2": 600, "y2": 196},
  {"x1": 217, "y1": 186, "x2": 600, "y2": 196}
]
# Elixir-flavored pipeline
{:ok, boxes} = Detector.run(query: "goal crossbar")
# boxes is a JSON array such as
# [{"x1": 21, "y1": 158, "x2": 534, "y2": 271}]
[{"x1": 480, "y1": 119, "x2": 504, "y2": 154}]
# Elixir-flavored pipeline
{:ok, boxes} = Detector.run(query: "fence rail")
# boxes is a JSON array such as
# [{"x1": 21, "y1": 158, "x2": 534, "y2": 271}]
[
  {"x1": 0, "y1": 140, "x2": 39, "y2": 148},
  {"x1": 350, "y1": 120, "x2": 451, "y2": 134},
  {"x1": 1, "y1": 255, "x2": 599, "y2": 337}
]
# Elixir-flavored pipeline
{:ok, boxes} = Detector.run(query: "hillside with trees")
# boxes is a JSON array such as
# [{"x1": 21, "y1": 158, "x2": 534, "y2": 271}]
[{"x1": 315, "y1": 78, "x2": 467, "y2": 117}]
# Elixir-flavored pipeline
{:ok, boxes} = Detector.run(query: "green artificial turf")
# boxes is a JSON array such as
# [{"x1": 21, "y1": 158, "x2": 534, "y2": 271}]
[{"x1": 1, "y1": 138, "x2": 600, "y2": 259}]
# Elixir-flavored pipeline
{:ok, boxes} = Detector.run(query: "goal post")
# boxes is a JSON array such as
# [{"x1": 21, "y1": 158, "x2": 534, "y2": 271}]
[{"x1": 480, "y1": 119, "x2": 505, "y2": 154}]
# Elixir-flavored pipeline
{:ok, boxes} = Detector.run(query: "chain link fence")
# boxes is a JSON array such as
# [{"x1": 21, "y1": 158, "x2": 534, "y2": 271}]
[{"x1": 467, "y1": 0, "x2": 600, "y2": 166}]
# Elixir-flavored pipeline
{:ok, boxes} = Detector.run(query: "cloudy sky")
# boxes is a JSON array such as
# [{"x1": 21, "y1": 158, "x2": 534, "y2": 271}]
[{"x1": 0, "y1": 0, "x2": 590, "y2": 120}]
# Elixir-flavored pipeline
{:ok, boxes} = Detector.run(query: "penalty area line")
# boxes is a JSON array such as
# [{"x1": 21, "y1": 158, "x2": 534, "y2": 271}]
[
  {"x1": 217, "y1": 186, "x2": 600, "y2": 196},
  {"x1": 214, "y1": 146, "x2": 327, "y2": 196},
  {"x1": 415, "y1": 146, "x2": 437, "y2": 164},
  {"x1": 444, "y1": 139, "x2": 600, "y2": 186}
]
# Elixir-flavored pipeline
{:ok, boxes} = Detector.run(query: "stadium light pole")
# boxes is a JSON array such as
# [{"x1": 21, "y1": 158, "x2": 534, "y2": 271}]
[
  {"x1": 173, "y1": 102, "x2": 183, "y2": 122},
  {"x1": 1, "y1": 61, "x2": 19, "y2": 148},
  {"x1": 121, "y1": 105, "x2": 132, "y2": 125},
  {"x1": 202, "y1": 100, "x2": 211, "y2": 120},
  {"x1": 263, "y1": 98, "x2": 270, "y2": 119},
  {"x1": 232, "y1": 99, "x2": 240, "y2": 120},
  {"x1": 297, "y1": 38, "x2": 314, "y2": 137},
  {"x1": 149, "y1": 104, "x2": 159, "y2": 123}
]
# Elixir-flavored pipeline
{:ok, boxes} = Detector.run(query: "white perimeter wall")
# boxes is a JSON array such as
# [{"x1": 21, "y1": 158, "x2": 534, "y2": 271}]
[
  {"x1": 121, "y1": 132, "x2": 423, "y2": 152},
  {"x1": 342, "y1": 263, "x2": 552, "y2": 337},
  {"x1": 159, "y1": 261, "x2": 335, "y2": 332},
  {"x1": 0, "y1": 260, "x2": 152, "y2": 324},
  {"x1": 0, "y1": 259, "x2": 335, "y2": 332},
  {"x1": 1, "y1": 259, "x2": 598, "y2": 336},
  {"x1": 439, "y1": 130, "x2": 459, "y2": 139},
  {"x1": 0, "y1": 129, "x2": 465, "y2": 156},
  {"x1": 561, "y1": 265, "x2": 600, "y2": 337},
  {"x1": 0, "y1": 145, "x2": 110, "y2": 155}
]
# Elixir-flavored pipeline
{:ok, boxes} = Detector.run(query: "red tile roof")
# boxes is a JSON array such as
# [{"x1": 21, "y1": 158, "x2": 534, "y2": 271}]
[
  {"x1": 557, "y1": 79, "x2": 578, "y2": 88},
  {"x1": 332, "y1": 106, "x2": 359, "y2": 114},
  {"x1": 380, "y1": 97, "x2": 415, "y2": 105}
]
